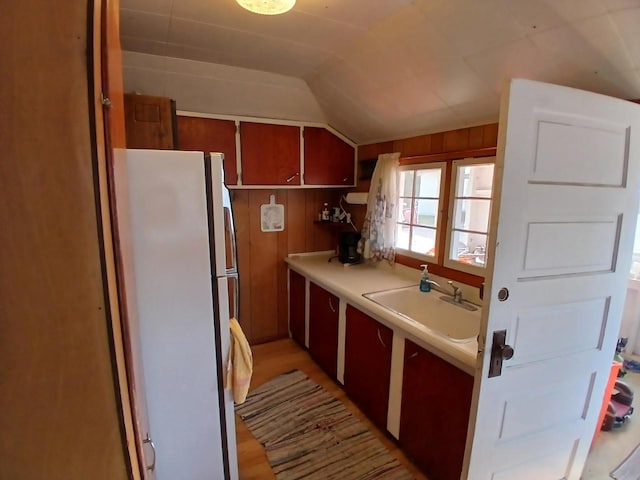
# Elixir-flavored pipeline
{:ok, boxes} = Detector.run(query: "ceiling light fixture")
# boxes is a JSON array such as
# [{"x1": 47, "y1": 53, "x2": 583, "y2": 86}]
[{"x1": 236, "y1": 0, "x2": 296, "y2": 15}]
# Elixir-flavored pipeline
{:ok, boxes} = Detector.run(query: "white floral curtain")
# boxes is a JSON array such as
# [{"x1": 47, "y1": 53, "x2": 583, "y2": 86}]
[{"x1": 358, "y1": 152, "x2": 400, "y2": 262}]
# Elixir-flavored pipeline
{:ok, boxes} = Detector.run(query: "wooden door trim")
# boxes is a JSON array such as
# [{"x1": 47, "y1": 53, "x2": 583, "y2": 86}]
[{"x1": 91, "y1": 0, "x2": 143, "y2": 477}]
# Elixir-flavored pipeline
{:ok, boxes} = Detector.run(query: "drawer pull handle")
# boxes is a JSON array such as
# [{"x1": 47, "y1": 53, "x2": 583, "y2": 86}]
[
  {"x1": 328, "y1": 297, "x2": 336, "y2": 313},
  {"x1": 286, "y1": 172, "x2": 300, "y2": 183},
  {"x1": 377, "y1": 329, "x2": 386, "y2": 348}
]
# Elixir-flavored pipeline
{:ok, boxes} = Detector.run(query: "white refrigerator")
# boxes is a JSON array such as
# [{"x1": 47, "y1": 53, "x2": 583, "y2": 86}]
[{"x1": 113, "y1": 149, "x2": 239, "y2": 480}]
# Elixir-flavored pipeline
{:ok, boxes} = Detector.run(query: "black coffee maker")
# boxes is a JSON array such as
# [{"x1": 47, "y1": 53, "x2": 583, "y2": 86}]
[{"x1": 338, "y1": 231, "x2": 362, "y2": 264}]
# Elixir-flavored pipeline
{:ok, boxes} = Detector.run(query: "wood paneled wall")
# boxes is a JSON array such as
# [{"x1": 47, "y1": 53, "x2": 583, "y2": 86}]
[
  {"x1": 0, "y1": 0, "x2": 128, "y2": 478},
  {"x1": 232, "y1": 189, "x2": 345, "y2": 344},
  {"x1": 357, "y1": 123, "x2": 499, "y2": 167}
]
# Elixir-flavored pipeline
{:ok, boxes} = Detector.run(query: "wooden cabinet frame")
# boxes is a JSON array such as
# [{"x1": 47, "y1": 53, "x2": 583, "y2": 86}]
[{"x1": 178, "y1": 111, "x2": 357, "y2": 188}]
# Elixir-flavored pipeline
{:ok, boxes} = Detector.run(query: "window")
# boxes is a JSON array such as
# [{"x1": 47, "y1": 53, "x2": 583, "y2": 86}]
[
  {"x1": 392, "y1": 155, "x2": 496, "y2": 279},
  {"x1": 444, "y1": 157, "x2": 495, "y2": 275},
  {"x1": 395, "y1": 163, "x2": 446, "y2": 260}
]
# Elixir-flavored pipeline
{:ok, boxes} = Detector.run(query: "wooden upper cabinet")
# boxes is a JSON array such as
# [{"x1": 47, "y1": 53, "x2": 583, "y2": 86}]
[
  {"x1": 304, "y1": 126, "x2": 355, "y2": 186},
  {"x1": 124, "y1": 93, "x2": 176, "y2": 149},
  {"x1": 177, "y1": 116, "x2": 238, "y2": 185},
  {"x1": 240, "y1": 122, "x2": 301, "y2": 185}
]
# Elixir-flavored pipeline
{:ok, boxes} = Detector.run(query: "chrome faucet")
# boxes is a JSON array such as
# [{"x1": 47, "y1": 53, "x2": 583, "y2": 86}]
[{"x1": 448, "y1": 281, "x2": 463, "y2": 304}]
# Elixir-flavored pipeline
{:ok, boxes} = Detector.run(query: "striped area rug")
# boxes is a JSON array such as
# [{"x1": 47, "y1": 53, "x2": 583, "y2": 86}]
[{"x1": 236, "y1": 369, "x2": 414, "y2": 480}]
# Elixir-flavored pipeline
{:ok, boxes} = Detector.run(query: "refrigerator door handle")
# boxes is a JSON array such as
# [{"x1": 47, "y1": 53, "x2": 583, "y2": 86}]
[
  {"x1": 143, "y1": 432, "x2": 157, "y2": 472},
  {"x1": 229, "y1": 274, "x2": 239, "y2": 320},
  {"x1": 224, "y1": 206, "x2": 238, "y2": 272}
]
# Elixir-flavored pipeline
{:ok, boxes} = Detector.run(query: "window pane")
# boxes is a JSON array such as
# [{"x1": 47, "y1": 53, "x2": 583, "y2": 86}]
[
  {"x1": 399, "y1": 170, "x2": 415, "y2": 197},
  {"x1": 452, "y1": 198, "x2": 491, "y2": 232},
  {"x1": 455, "y1": 164, "x2": 494, "y2": 198},
  {"x1": 416, "y1": 168, "x2": 441, "y2": 197},
  {"x1": 398, "y1": 197, "x2": 414, "y2": 224},
  {"x1": 410, "y1": 226, "x2": 436, "y2": 255},
  {"x1": 450, "y1": 230, "x2": 488, "y2": 266},
  {"x1": 415, "y1": 199, "x2": 439, "y2": 227},
  {"x1": 395, "y1": 223, "x2": 410, "y2": 250}
]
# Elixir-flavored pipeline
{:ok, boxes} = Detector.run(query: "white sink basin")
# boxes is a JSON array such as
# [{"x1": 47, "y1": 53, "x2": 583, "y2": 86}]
[{"x1": 363, "y1": 285, "x2": 481, "y2": 342}]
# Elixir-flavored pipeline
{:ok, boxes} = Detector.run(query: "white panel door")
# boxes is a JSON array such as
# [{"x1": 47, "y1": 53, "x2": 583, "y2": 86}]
[{"x1": 463, "y1": 80, "x2": 640, "y2": 479}]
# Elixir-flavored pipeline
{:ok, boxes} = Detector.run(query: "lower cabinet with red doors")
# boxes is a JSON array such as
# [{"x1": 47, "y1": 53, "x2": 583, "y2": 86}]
[
  {"x1": 308, "y1": 282, "x2": 339, "y2": 380},
  {"x1": 288, "y1": 269, "x2": 306, "y2": 347},
  {"x1": 287, "y1": 268, "x2": 474, "y2": 480},
  {"x1": 399, "y1": 339, "x2": 474, "y2": 480},
  {"x1": 344, "y1": 305, "x2": 393, "y2": 431}
]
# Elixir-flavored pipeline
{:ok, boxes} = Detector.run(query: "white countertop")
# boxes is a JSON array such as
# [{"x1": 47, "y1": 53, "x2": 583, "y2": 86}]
[{"x1": 285, "y1": 252, "x2": 479, "y2": 375}]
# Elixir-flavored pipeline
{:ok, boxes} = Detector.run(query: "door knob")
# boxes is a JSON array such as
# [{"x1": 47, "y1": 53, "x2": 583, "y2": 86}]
[{"x1": 500, "y1": 344, "x2": 514, "y2": 360}]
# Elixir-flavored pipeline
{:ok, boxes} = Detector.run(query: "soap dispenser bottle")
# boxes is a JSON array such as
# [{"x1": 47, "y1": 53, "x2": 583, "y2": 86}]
[{"x1": 419, "y1": 264, "x2": 431, "y2": 292}]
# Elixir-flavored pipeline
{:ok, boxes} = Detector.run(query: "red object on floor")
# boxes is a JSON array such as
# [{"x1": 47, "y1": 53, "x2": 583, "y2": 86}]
[{"x1": 593, "y1": 361, "x2": 622, "y2": 443}]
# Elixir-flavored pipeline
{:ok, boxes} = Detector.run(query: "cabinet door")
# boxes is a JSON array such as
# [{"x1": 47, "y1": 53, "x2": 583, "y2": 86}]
[
  {"x1": 240, "y1": 122, "x2": 300, "y2": 185},
  {"x1": 400, "y1": 340, "x2": 473, "y2": 480},
  {"x1": 124, "y1": 93, "x2": 176, "y2": 149},
  {"x1": 308, "y1": 282, "x2": 339, "y2": 379},
  {"x1": 177, "y1": 116, "x2": 238, "y2": 185},
  {"x1": 304, "y1": 126, "x2": 355, "y2": 186},
  {"x1": 344, "y1": 305, "x2": 392, "y2": 430},
  {"x1": 289, "y1": 270, "x2": 306, "y2": 347}
]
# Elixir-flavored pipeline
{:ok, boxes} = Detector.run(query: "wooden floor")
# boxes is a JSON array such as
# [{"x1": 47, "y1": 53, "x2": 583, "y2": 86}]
[
  {"x1": 235, "y1": 339, "x2": 640, "y2": 479},
  {"x1": 235, "y1": 338, "x2": 429, "y2": 480},
  {"x1": 582, "y1": 368, "x2": 640, "y2": 479}
]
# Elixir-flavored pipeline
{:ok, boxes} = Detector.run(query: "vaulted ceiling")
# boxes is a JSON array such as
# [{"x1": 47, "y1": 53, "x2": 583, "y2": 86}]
[{"x1": 119, "y1": 0, "x2": 640, "y2": 144}]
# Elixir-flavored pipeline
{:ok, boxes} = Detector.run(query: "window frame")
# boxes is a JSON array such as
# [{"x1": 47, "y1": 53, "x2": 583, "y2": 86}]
[
  {"x1": 443, "y1": 156, "x2": 496, "y2": 276},
  {"x1": 395, "y1": 162, "x2": 447, "y2": 262},
  {"x1": 396, "y1": 147, "x2": 497, "y2": 287}
]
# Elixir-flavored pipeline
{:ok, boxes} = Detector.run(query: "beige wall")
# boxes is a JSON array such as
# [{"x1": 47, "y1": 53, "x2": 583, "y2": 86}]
[{"x1": 0, "y1": 1, "x2": 128, "y2": 478}]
